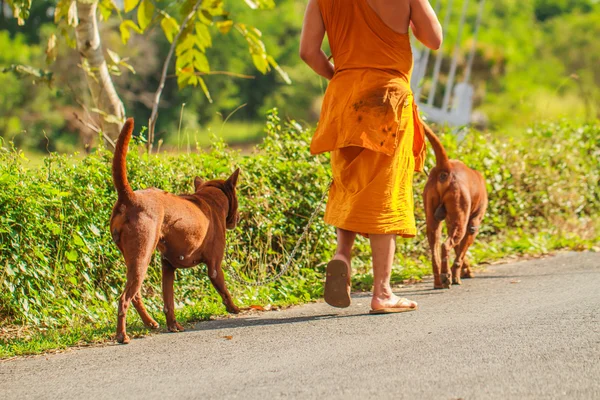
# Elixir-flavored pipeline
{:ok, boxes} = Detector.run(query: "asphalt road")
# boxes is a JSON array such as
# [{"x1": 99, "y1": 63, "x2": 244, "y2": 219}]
[{"x1": 1, "y1": 252, "x2": 599, "y2": 399}]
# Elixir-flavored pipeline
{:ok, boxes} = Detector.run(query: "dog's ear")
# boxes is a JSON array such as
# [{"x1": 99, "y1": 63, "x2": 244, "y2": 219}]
[
  {"x1": 194, "y1": 176, "x2": 204, "y2": 191},
  {"x1": 225, "y1": 168, "x2": 240, "y2": 189}
]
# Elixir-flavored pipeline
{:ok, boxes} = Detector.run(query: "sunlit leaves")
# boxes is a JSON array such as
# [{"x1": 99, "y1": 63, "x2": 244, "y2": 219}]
[
  {"x1": 67, "y1": 1, "x2": 78, "y2": 27},
  {"x1": 6, "y1": 0, "x2": 31, "y2": 25},
  {"x1": 53, "y1": 0, "x2": 72, "y2": 25},
  {"x1": 175, "y1": 22, "x2": 212, "y2": 100},
  {"x1": 119, "y1": 19, "x2": 143, "y2": 44},
  {"x1": 124, "y1": 0, "x2": 141, "y2": 13},
  {"x1": 236, "y1": 23, "x2": 291, "y2": 84},
  {"x1": 195, "y1": 21, "x2": 212, "y2": 50},
  {"x1": 244, "y1": 0, "x2": 276, "y2": 10},
  {"x1": 46, "y1": 34, "x2": 58, "y2": 65},
  {"x1": 160, "y1": 13, "x2": 180, "y2": 43},
  {"x1": 216, "y1": 20, "x2": 233, "y2": 34},
  {"x1": 137, "y1": 0, "x2": 155, "y2": 31},
  {"x1": 98, "y1": 0, "x2": 118, "y2": 21},
  {"x1": 1, "y1": 64, "x2": 54, "y2": 87},
  {"x1": 106, "y1": 48, "x2": 136, "y2": 75}
]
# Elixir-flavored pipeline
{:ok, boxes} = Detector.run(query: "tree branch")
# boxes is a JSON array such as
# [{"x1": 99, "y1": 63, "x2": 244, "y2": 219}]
[{"x1": 147, "y1": 0, "x2": 203, "y2": 153}]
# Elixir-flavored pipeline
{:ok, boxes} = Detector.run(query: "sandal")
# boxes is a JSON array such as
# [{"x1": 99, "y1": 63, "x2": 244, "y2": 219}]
[
  {"x1": 369, "y1": 298, "x2": 418, "y2": 314},
  {"x1": 324, "y1": 260, "x2": 351, "y2": 308}
]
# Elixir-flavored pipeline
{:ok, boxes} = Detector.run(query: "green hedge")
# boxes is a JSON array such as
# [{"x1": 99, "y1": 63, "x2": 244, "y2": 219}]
[{"x1": 1, "y1": 111, "x2": 599, "y2": 336}]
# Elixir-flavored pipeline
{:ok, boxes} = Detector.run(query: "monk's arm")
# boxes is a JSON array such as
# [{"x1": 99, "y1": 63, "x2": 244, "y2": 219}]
[
  {"x1": 299, "y1": 0, "x2": 334, "y2": 80},
  {"x1": 410, "y1": 0, "x2": 443, "y2": 50}
]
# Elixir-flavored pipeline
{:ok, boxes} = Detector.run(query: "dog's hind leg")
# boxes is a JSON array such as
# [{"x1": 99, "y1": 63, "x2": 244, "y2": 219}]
[
  {"x1": 454, "y1": 214, "x2": 484, "y2": 282},
  {"x1": 442, "y1": 218, "x2": 467, "y2": 289},
  {"x1": 461, "y1": 257, "x2": 474, "y2": 279},
  {"x1": 452, "y1": 233, "x2": 474, "y2": 285},
  {"x1": 116, "y1": 225, "x2": 157, "y2": 344},
  {"x1": 161, "y1": 259, "x2": 184, "y2": 332},
  {"x1": 207, "y1": 254, "x2": 240, "y2": 314},
  {"x1": 132, "y1": 291, "x2": 159, "y2": 329},
  {"x1": 426, "y1": 217, "x2": 443, "y2": 289}
]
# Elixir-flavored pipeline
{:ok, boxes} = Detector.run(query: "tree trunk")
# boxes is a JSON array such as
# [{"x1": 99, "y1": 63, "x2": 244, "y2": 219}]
[{"x1": 75, "y1": 0, "x2": 125, "y2": 146}]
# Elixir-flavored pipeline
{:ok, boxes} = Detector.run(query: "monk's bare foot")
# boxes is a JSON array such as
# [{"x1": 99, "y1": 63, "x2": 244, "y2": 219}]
[{"x1": 371, "y1": 294, "x2": 417, "y2": 311}]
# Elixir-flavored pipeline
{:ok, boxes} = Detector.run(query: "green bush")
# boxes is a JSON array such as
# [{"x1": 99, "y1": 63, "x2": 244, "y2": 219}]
[{"x1": 0, "y1": 112, "x2": 599, "y2": 355}]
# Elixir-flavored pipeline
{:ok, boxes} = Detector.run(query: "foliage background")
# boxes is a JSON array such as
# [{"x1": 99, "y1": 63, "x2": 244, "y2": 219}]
[
  {"x1": 1, "y1": 113, "x2": 599, "y2": 356},
  {"x1": 1, "y1": 0, "x2": 599, "y2": 153}
]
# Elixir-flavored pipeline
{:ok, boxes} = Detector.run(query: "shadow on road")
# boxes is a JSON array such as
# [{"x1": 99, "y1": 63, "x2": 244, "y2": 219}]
[{"x1": 191, "y1": 312, "x2": 363, "y2": 332}]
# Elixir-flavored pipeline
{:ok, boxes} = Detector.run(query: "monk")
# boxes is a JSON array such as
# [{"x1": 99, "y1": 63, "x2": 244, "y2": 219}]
[{"x1": 300, "y1": 0, "x2": 442, "y2": 313}]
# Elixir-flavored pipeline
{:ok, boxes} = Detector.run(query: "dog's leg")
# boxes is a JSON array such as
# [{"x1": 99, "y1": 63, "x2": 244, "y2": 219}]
[
  {"x1": 442, "y1": 218, "x2": 466, "y2": 289},
  {"x1": 161, "y1": 259, "x2": 184, "y2": 332},
  {"x1": 461, "y1": 256, "x2": 474, "y2": 279},
  {"x1": 453, "y1": 244, "x2": 473, "y2": 279},
  {"x1": 451, "y1": 233, "x2": 470, "y2": 285},
  {"x1": 456, "y1": 215, "x2": 484, "y2": 281},
  {"x1": 132, "y1": 291, "x2": 159, "y2": 329},
  {"x1": 207, "y1": 255, "x2": 240, "y2": 314},
  {"x1": 116, "y1": 225, "x2": 156, "y2": 344},
  {"x1": 426, "y1": 217, "x2": 443, "y2": 289}
]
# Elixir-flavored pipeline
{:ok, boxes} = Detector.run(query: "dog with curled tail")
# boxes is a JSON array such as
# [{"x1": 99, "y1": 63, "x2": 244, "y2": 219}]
[
  {"x1": 422, "y1": 123, "x2": 488, "y2": 289},
  {"x1": 110, "y1": 118, "x2": 241, "y2": 344}
]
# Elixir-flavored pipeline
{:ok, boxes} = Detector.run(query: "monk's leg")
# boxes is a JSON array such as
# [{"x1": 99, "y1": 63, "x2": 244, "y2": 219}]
[
  {"x1": 370, "y1": 234, "x2": 417, "y2": 310},
  {"x1": 333, "y1": 228, "x2": 356, "y2": 274}
]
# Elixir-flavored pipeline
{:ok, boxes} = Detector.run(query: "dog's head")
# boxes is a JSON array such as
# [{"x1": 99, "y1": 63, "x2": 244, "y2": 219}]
[{"x1": 194, "y1": 168, "x2": 240, "y2": 230}]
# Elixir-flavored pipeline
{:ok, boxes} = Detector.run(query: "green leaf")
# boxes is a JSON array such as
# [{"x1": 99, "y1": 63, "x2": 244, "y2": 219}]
[
  {"x1": 54, "y1": 0, "x2": 71, "y2": 23},
  {"x1": 177, "y1": 71, "x2": 193, "y2": 89},
  {"x1": 252, "y1": 54, "x2": 268, "y2": 74},
  {"x1": 73, "y1": 234, "x2": 85, "y2": 247},
  {"x1": 119, "y1": 59, "x2": 136, "y2": 74},
  {"x1": 66, "y1": 249, "x2": 78, "y2": 262},
  {"x1": 195, "y1": 22, "x2": 212, "y2": 50},
  {"x1": 161, "y1": 14, "x2": 180, "y2": 43},
  {"x1": 106, "y1": 48, "x2": 121, "y2": 64},
  {"x1": 119, "y1": 20, "x2": 143, "y2": 44},
  {"x1": 198, "y1": 76, "x2": 213, "y2": 103},
  {"x1": 267, "y1": 55, "x2": 291, "y2": 84},
  {"x1": 176, "y1": 34, "x2": 196, "y2": 56},
  {"x1": 124, "y1": 0, "x2": 140, "y2": 13},
  {"x1": 198, "y1": 9, "x2": 213, "y2": 24},
  {"x1": 67, "y1": 0, "x2": 78, "y2": 27},
  {"x1": 137, "y1": 0, "x2": 154, "y2": 31},
  {"x1": 193, "y1": 52, "x2": 210, "y2": 73},
  {"x1": 99, "y1": 0, "x2": 118, "y2": 21},
  {"x1": 216, "y1": 20, "x2": 233, "y2": 34}
]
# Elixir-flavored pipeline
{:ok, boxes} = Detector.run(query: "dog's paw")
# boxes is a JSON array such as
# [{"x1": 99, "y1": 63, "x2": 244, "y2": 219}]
[
  {"x1": 461, "y1": 271, "x2": 474, "y2": 279},
  {"x1": 226, "y1": 305, "x2": 241, "y2": 314},
  {"x1": 452, "y1": 277, "x2": 462, "y2": 285},
  {"x1": 441, "y1": 274, "x2": 452, "y2": 289},
  {"x1": 145, "y1": 320, "x2": 160, "y2": 329},
  {"x1": 167, "y1": 321, "x2": 185, "y2": 333},
  {"x1": 116, "y1": 332, "x2": 130, "y2": 344}
]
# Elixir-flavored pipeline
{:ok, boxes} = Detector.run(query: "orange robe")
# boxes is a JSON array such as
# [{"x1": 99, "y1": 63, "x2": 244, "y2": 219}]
[{"x1": 311, "y1": 0, "x2": 426, "y2": 237}]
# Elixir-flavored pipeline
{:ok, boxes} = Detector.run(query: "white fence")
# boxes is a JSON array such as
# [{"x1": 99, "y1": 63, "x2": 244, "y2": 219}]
[{"x1": 411, "y1": 0, "x2": 486, "y2": 127}]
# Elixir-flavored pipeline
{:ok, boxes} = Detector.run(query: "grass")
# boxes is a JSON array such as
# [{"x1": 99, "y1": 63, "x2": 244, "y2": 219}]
[
  {"x1": 162, "y1": 121, "x2": 264, "y2": 150},
  {"x1": 3, "y1": 225, "x2": 597, "y2": 358},
  {"x1": 1, "y1": 115, "x2": 598, "y2": 359}
]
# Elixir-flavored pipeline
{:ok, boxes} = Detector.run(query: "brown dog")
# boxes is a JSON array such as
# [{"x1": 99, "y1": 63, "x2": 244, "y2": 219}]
[
  {"x1": 422, "y1": 123, "x2": 488, "y2": 289},
  {"x1": 110, "y1": 118, "x2": 241, "y2": 344}
]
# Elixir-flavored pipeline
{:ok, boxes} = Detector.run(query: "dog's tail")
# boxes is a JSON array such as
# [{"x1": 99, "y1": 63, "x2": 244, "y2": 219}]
[
  {"x1": 112, "y1": 118, "x2": 136, "y2": 205},
  {"x1": 422, "y1": 122, "x2": 451, "y2": 171}
]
